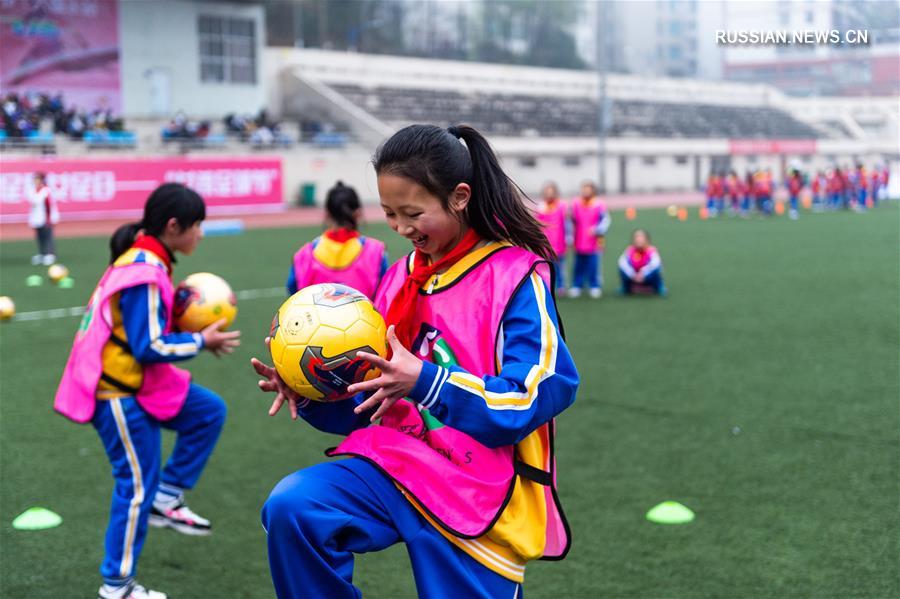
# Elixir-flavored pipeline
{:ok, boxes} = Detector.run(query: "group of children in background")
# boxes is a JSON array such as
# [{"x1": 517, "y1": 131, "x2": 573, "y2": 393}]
[
  {"x1": 536, "y1": 181, "x2": 666, "y2": 298},
  {"x1": 294, "y1": 178, "x2": 668, "y2": 302},
  {"x1": 705, "y1": 163, "x2": 891, "y2": 220}
]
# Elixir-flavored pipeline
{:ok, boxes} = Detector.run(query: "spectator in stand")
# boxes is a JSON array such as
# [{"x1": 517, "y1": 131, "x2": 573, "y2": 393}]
[
  {"x1": 162, "y1": 112, "x2": 211, "y2": 140},
  {"x1": 2, "y1": 91, "x2": 125, "y2": 139}
]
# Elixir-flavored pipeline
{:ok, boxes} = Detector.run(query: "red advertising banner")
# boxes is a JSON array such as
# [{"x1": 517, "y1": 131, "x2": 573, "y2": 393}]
[
  {"x1": 0, "y1": 157, "x2": 284, "y2": 223},
  {"x1": 729, "y1": 139, "x2": 818, "y2": 155},
  {"x1": 0, "y1": 0, "x2": 121, "y2": 111}
]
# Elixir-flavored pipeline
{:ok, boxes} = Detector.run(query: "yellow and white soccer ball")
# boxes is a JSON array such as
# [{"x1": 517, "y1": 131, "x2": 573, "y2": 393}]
[
  {"x1": 173, "y1": 272, "x2": 237, "y2": 332},
  {"x1": 0, "y1": 296, "x2": 15, "y2": 321},
  {"x1": 269, "y1": 283, "x2": 386, "y2": 402},
  {"x1": 48, "y1": 264, "x2": 69, "y2": 283}
]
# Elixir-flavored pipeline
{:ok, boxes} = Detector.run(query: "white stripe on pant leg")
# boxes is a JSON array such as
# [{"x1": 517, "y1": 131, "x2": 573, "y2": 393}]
[{"x1": 110, "y1": 398, "x2": 145, "y2": 578}]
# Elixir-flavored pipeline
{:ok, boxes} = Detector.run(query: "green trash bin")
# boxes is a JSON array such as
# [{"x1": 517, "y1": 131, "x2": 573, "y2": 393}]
[{"x1": 300, "y1": 183, "x2": 316, "y2": 206}]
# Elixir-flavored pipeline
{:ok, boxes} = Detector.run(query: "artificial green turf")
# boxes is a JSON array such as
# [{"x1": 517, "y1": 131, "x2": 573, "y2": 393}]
[{"x1": 1, "y1": 206, "x2": 898, "y2": 598}]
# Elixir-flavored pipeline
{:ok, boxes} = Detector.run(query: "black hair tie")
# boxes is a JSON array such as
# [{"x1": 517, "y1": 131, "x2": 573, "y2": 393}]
[{"x1": 447, "y1": 125, "x2": 461, "y2": 139}]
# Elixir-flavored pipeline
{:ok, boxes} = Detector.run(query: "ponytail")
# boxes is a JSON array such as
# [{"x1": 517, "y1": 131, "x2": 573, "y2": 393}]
[
  {"x1": 373, "y1": 123, "x2": 554, "y2": 261},
  {"x1": 108, "y1": 182, "x2": 205, "y2": 263},
  {"x1": 324, "y1": 181, "x2": 361, "y2": 230},
  {"x1": 453, "y1": 125, "x2": 554, "y2": 261},
  {"x1": 109, "y1": 222, "x2": 143, "y2": 264}
]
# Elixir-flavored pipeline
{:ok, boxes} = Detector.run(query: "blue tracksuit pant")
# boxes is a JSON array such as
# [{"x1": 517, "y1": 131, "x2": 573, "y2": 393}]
[
  {"x1": 619, "y1": 267, "x2": 665, "y2": 295},
  {"x1": 261, "y1": 458, "x2": 523, "y2": 599},
  {"x1": 571, "y1": 252, "x2": 601, "y2": 291},
  {"x1": 552, "y1": 256, "x2": 566, "y2": 291},
  {"x1": 92, "y1": 384, "x2": 226, "y2": 584}
]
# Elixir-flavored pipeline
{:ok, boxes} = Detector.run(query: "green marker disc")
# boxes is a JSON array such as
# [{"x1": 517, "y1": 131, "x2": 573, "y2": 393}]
[
  {"x1": 12, "y1": 507, "x2": 62, "y2": 530},
  {"x1": 646, "y1": 501, "x2": 695, "y2": 525},
  {"x1": 25, "y1": 275, "x2": 43, "y2": 287},
  {"x1": 58, "y1": 277, "x2": 75, "y2": 289}
]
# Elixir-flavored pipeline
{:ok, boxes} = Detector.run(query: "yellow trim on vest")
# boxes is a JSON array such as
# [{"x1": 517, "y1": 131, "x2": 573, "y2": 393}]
[
  {"x1": 418, "y1": 241, "x2": 512, "y2": 292},
  {"x1": 97, "y1": 248, "x2": 166, "y2": 399},
  {"x1": 405, "y1": 490, "x2": 528, "y2": 583},
  {"x1": 96, "y1": 292, "x2": 143, "y2": 399},
  {"x1": 312, "y1": 236, "x2": 363, "y2": 270}
]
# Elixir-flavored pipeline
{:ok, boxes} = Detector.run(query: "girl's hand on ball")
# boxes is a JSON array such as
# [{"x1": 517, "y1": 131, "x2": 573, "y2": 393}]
[
  {"x1": 251, "y1": 338, "x2": 302, "y2": 420},
  {"x1": 201, "y1": 318, "x2": 241, "y2": 357},
  {"x1": 350, "y1": 325, "x2": 423, "y2": 422}
]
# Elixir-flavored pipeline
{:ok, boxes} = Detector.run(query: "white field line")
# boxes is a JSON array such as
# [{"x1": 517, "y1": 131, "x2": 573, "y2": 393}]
[{"x1": 9, "y1": 287, "x2": 285, "y2": 322}]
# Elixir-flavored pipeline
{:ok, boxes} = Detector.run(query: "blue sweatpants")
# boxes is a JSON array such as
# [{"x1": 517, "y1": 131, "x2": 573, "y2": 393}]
[
  {"x1": 571, "y1": 252, "x2": 601, "y2": 291},
  {"x1": 91, "y1": 384, "x2": 226, "y2": 584},
  {"x1": 552, "y1": 256, "x2": 566, "y2": 291},
  {"x1": 619, "y1": 267, "x2": 664, "y2": 295},
  {"x1": 261, "y1": 458, "x2": 523, "y2": 599},
  {"x1": 789, "y1": 194, "x2": 799, "y2": 212}
]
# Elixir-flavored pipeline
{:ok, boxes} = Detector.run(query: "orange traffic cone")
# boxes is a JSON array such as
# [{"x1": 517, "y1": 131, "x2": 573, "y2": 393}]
[
  {"x1": 677, "y1": 207, "x2": 688, "y2": 221},
  {"x1": 625, "y1": 207, "x2": 637, "y2": 220},
  {"x1": 775, "y1": 200, "x2": 786, "y2": 215},
  {"x1": 699, "y1": 206, "x2": 709, "y2": 220}
]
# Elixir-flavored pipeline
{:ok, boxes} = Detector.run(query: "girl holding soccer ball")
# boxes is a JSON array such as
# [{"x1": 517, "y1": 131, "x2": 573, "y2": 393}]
[
  {"x1": 252, "y1": 124, "x2": 579, "y2": 598},
  {"x1": 55, "y1": 183, "x2": 240, "y2": 599}
]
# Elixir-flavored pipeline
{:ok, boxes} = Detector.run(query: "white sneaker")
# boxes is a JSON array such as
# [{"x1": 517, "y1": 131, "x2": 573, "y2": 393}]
[
  {"x1": 31, "y1": 254, "x2": 42, "y2": 265},
  {"x1": 589, "y1": 288, "x2": 603, "y2": 299},
  {"x1": 41, "y1": 254, "x2": 56, "y2": 265},
  {"x1": 789, "y1": 209, "x2": 798, "y2": 220},
  {"x1": 98, "y1": 581, "x2": 167, "y2": 599},
  {"x1": 149, "y1": 499, "x2": 212, "y2": 536},
  {"x1": 568, "y1": 288, "x2": 581, "y2": 298}
]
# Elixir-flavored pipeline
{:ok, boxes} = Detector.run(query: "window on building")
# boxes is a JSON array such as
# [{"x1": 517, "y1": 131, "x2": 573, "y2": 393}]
[
  {"x1": 519, "y1": 156, "x2": 537, "y2": 168},
  {"x1": 675, "y1": 155, "x2": 688, "y2": 164},
  {"x1": 199, "y1": 15, "x2": 257, "y2": 84},
  {"x1": 642, "y1": 156, "x2": 657, "y2": 165},
  {"x1": 563, "y1": 155, "x2": 581, "y2": 167}
]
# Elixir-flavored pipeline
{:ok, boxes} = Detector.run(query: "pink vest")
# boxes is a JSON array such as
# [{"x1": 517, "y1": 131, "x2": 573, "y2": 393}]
[
  {"x1": 627, "y1": 245, "x2": 658, "y2": 272},
  {"x1": 536, "y1": 200, "x2": 568, "y2": 257},
  {"x1": 292, "y1": 236, "x2": 385, "y2": 300},
  {"x1": 54, "y1": 262, "x2": 191, "y2": 423},
  {"x1": 329, "y1": 246, "x2": 570, "y2": 558},
  {"x1": 572, "y1": 198, "x2": 606, "y2": 254}
]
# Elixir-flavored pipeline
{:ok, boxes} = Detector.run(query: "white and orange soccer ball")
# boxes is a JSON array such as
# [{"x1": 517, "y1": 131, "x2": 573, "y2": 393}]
[
  {"x1": 269, "y1": 283, "x2": 386, "y2": 402},
  {"x1": 47, "y1": 264, "x2": 69, "y2": 283},
  {"x1": 0, "y1": 296, "x2": 15, "y2": 321},
  {"x1": 173, "y1": 272, "x2": 237, "y2": 332}
]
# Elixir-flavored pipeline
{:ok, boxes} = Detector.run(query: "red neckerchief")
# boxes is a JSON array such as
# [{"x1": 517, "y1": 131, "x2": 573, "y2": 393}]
[
  {"x1": 384, "y1": 228, "x2": 481, "y2": 351},
  {"x1": 323, "y1": 228, "x2": 360, "y2": 243},
  {"x1": 131, "y1": 234, "x2": 175, "y2": 274}
]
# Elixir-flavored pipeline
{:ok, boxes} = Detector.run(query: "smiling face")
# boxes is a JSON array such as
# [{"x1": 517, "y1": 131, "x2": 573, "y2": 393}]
[{"x1": 377, "y1": 174, "x2": 470, "y2": 263}]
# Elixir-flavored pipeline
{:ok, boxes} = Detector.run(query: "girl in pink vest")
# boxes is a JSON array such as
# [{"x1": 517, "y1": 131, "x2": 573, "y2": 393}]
[
  {"x1": 618, "y1": 228, "x2": 666, "y2": 296},
  {"x1": 252, "y1": 124, "x2": 579, "y2": 598},
  {"x1": 54, "y1": 184, "x2": 240, "y2": 599},
  {"x1": 288, "y1": 181, "x2": 388, "y2": 300},
  {"x1": 535, "y1": 181, "x2": 571, "y2": 294},
  {"x1": 570, "y1": 180, "x2": 611, "y2": 298}
]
